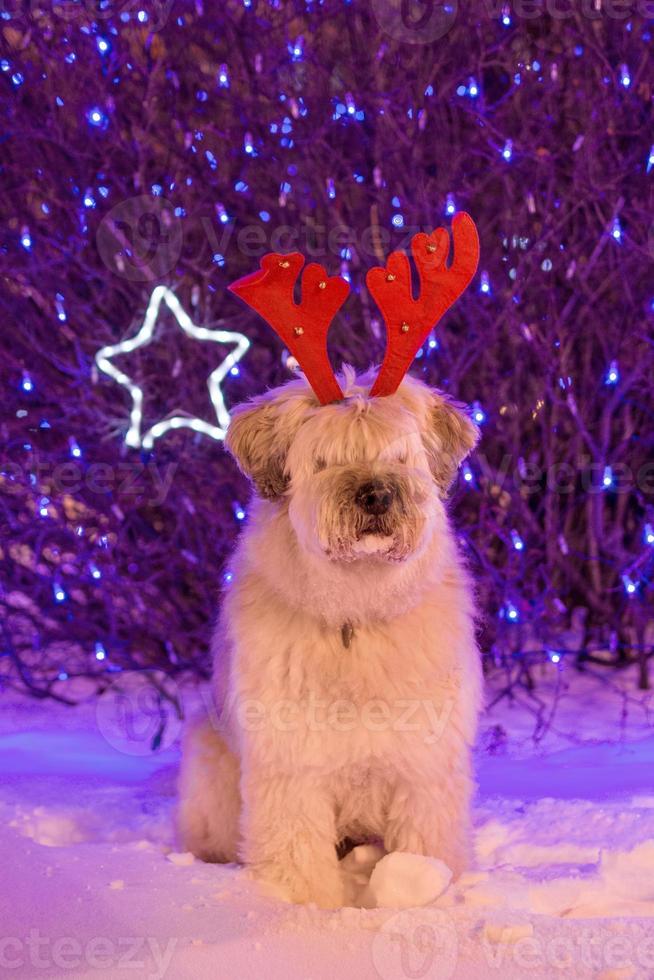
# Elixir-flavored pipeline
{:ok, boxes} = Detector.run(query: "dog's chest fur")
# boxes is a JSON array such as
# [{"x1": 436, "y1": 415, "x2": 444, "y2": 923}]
[{"x1": 218, "y1": 561, "x2": 480, "y2": 774}]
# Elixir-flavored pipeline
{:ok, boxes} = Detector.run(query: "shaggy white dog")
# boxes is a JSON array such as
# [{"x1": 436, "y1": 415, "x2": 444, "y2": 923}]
[{"x1": 178, "y1": 366, "x2": 482, "y2": 908}]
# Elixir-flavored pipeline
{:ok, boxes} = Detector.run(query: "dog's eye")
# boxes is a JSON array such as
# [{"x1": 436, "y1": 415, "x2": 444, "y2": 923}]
[{"x1": 314, "y1": 457, "x2": 327, "y2": 472}]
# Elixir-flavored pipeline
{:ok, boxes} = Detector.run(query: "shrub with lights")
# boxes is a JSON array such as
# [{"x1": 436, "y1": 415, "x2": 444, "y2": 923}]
[{"x1": 1, "y1": 0, "x2": 653, "y2": 704}]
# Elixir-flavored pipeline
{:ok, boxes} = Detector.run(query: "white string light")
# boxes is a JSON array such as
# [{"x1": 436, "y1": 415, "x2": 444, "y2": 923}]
[{"x1": 95, "y1": 286, "x2": 250, "y2": 450}]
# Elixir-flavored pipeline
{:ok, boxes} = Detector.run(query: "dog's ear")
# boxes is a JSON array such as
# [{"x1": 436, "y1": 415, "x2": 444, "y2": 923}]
[
  {"x1": 226, "y1": 384, "x2": 314, "y2": 500},
  {"x1": 422, "y1": 392, "x2": 480, "y2": 492},
  {"x1": 225, "y1": 393, "x2": 290, "y2": 499}
]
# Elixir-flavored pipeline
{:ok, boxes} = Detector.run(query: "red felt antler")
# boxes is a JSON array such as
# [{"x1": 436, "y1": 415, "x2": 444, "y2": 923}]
[
  {"x1": 366, "y1": 212, "x2": 480, "y2": 398},
  {"x1": 229, "y1": 253, "x2": 349, "y2": 405}
]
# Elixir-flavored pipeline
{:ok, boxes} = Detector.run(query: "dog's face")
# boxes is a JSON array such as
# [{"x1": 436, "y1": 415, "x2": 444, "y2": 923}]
[{"x1": 226, "y1": 368, "x2": 479, "y2": 564}]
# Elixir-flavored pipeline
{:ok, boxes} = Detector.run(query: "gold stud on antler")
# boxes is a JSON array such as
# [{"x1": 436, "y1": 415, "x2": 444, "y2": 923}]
[
  {"x1": 293, "y1": 326, "x2": 304, "y2": 336},
  {"x1": 426, "y1": 243, "x2": 437, "y2": 253},
  {"x1": 279, "y1": 260, "x2": 290, "y2": 269},
  {"x1": 386, "y1": 273, "x2": 396, "y2": 282},
  {"x1": 318, "y1": 281, "x2": 327, "y2": 290},
  {"x1": 400, "y1": 322, "x2": 410, "y2": 333}
]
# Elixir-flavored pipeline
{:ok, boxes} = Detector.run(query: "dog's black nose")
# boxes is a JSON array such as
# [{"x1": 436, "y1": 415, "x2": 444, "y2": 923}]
[{"x1": 355, "y1": 480, "x2": 394, "y2": 516}]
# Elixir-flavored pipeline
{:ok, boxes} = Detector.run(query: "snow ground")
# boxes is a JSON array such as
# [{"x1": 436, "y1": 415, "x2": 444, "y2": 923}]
[{"x1": 2, "y1": 665, "x2": 654, "y2": 979}]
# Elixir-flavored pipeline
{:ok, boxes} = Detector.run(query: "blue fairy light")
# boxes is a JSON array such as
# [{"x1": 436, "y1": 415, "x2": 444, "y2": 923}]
[
  {"x1": 20, "y1": 228, "x2": 32, "y2": 251},
  {"x1": 611, "y1": 217, "x2": 622, "y2": 242},
  {"x1": 471, "y1": 402, "x2": 486, "y2": 425},
  {"x1": 510, "y1": 529, "x2": 524, "y2": 551},
  {"x1": 326, "y1": 177, "x2": 336, "y2": 200},
  {"x1": 58, "y1": 671, "x2": 69, "y2": 681},
  {"x1": 619, "y1": 64, "x2": 631, "y2": 88},
  {"x1": 501, "y1": 7, "x2": 511, "y2": 25},
  {"x1": 259, "y1": 211, "x2": 270, "y2": 222},
  {"x1": 223, "y1": 570, "x2": 234, "y2": 584},
  {"x1": 622, "y1": 574, "x2": 637, "y2": 595},
  {"x1": 39, "y1": 497, "x2": 50, "y2": 517},
  {"x1": 462, "y1": 464, "x2": 473, "y2": 484},
  {"x1": 95, "y1": 642, "x2": 107, "y2": 661},
  {"x1": 216, "y1": 203, "x2": 229, "y2": 224},
  {"x1": 392, "y1": 214, "x2": 404, "y2": 228},
  {"x1": 467, "y1": 77, "x2": 479, "y2": 97},
  {"x1": 501, "y1": 139, "x2": 513, "y2": 161},
  {"x1": 647, "y1": 145, "x2": 654, "y2": 173},
  {"x1": 11, "y1": 71, "x2": 24, "y2": 87},
  {"x1": 644, "y1": 523, "x2": 654, "y2": 546},
  {"x1": 289, "y1": 37, "x2": 304, "y2": 61},
  {"x1": 69, "y1": 438, "x2": 82, "y2": 459},
  {"x1": 548, "y1": 650, "x2": 562, "y2": 664},
  {"x1": 53, "y1": 583, "x2": 67, "y2": 603},
  {"x1": 86, "y1": 107, "x2": 108, "y2": 129},
  {"x1": 212, "y1": 253, "x2": 225, "y2": 266},
  {"x1": 230, "y1": 365, "x2": 240, "y2": 376},
  {"x1": 90, "y1": 564, "x2": 102, "y2": 580},
  {"x1": 243, "y1": 132, "x2": 254, "y2": 155},
  {"x1": 21, "y1": 371, "x2": 34, "y2": 392},
  {"x1": 479, "y1": 271, "x2": 491, "y2": 294},
  {"x1": 605, "y1": 360, "x2": 619, "y2": 385},
  {"x1": 602, "y1": 465, "x2": 614, "y2": 489},
  {"x1": 233, "y1": 502, "x2": 246, "y2": 521},
  {"x1": 96, "y1": 37, "x2": 111, "y2": 54},
  {"x1": 505, "y1": 603, "x2": 519, "y2": 622}
]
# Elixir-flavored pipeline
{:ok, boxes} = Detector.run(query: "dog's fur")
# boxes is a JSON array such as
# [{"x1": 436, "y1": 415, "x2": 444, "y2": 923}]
[{"x1": 177, "y1": 366, "x2": 482, "y2": 908}]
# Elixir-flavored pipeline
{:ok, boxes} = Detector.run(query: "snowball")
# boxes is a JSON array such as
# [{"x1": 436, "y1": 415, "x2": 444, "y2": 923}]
[{"x1": 364, "y1": 852, "x2": 452, "y2": 909}]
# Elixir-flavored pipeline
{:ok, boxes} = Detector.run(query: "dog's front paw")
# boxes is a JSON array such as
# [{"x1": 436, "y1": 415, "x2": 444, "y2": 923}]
[{"x1": 253, "y1": 861, "x2": 344, "y2": 909}]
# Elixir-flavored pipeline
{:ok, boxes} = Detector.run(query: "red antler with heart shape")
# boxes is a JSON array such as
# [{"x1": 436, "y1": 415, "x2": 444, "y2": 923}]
[
  {"x1": 228, "y1": 253, "x2": 349, "y2": 405},
  {"x1": 366, "y1": 212, "x2": 480, "y2": 398}
]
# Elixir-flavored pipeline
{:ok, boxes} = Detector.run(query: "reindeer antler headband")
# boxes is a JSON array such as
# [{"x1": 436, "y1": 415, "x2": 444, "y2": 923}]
[{"x1": 228, "y1": 212, "x2": 479, "y2": 402}]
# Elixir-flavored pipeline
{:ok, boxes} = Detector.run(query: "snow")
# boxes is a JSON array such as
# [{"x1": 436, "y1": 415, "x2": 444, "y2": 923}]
[
  {"x1": 363, "y1": 852, "x2": 452, "y2": 909},
  {"x1": 2, "y1": 665, "x2": 654, "y2": 978}
]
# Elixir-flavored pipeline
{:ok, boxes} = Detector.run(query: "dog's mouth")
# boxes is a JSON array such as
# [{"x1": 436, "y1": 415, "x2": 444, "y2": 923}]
[
  {"x1": 326, "y1": 520, "x2": 409, "y2": 563},
  {"x1": 361, "y1": 518, "x2": 387, "y2": 536},
  {"x1": 350, "y1": 531, "x2": 395, "y2": 558}
]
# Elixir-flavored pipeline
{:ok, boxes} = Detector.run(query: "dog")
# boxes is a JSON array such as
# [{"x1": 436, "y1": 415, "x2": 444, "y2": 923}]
[{"x1": 177, "y1": 365, "x2": 482, "y2": 908}]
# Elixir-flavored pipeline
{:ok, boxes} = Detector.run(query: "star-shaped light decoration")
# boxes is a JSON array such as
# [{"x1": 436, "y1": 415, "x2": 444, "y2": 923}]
[{"x1": 95, "y1": 286, "x2": 250, "y2": 450}]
